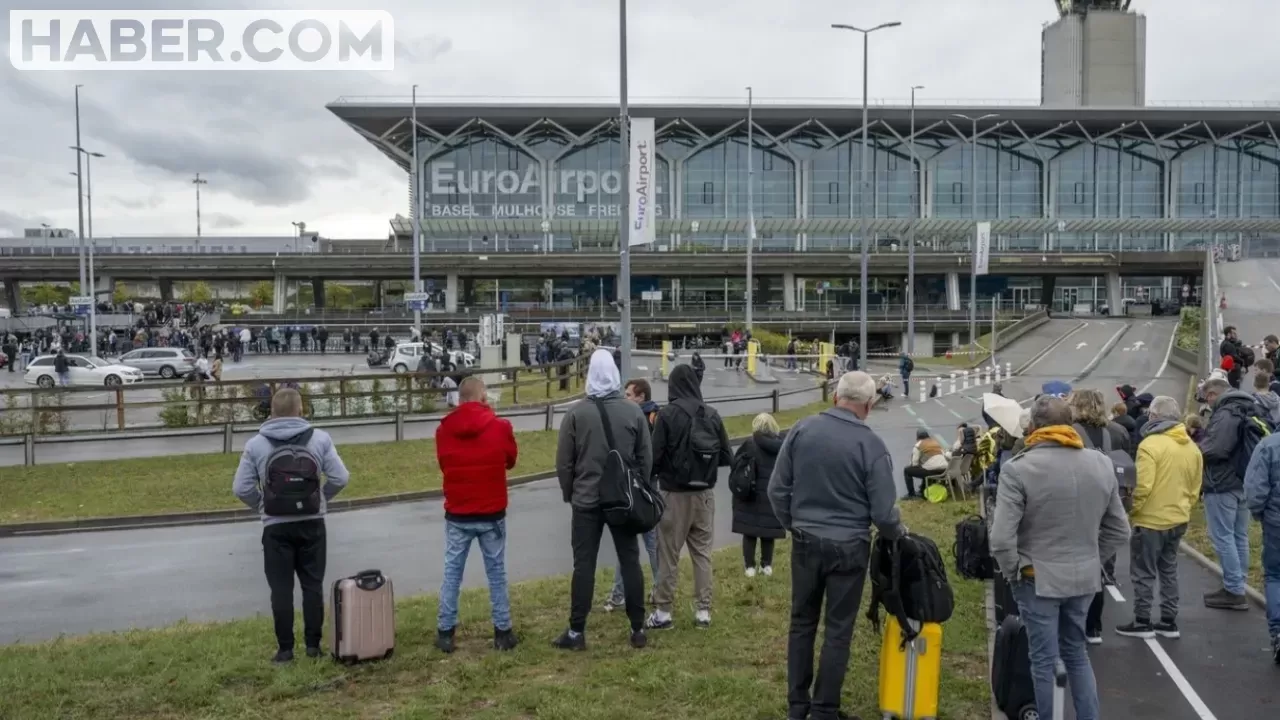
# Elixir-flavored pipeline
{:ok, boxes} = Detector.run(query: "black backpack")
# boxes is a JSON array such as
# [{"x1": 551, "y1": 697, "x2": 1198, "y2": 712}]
[
  {"x1": 1233, "y1": 405, "x2": 1271, "y2": 482},
  {"x1": 1073, "y1": 424, "x2": 1137, "y2": 510},
  {"x1": 953, "y1": 515, "x2": 995, "y2": 580},
  {"x1": 671, "y1": 403, "x2": 723, "y2": 490},
  {"x1": 593, "y1": 401, "x2": 664, "y2": 534},
  {"x1": 728, "y1": 448, "x2": 756, "y2": 501},
  {"x1": 262, "y1": 429, "x2": 323, "y2": 517},
  {"x1": 1240, "y1": 346, "x2": 1256, "y2": 369},
  {"x1": 903, "y1": 357, "x2": 915, "y2": 374},
  {"x1": 867, "y1": 532, "x2": 955, "y2": 643}
]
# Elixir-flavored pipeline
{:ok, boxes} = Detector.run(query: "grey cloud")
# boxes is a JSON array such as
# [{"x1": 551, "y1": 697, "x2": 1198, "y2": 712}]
[
  {"x1": 397, "y1": 34, "x2": 453, "y2": 64},
  {"x1": 0, "y1": 210, "x2": 48, "y2": 236},
  {"x1": 208, "y1": 213, "x2": 244, "y2": 229}
]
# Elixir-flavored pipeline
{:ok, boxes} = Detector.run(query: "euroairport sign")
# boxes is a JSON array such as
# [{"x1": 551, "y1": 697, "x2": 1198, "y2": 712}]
[{"x1": 424, "y1": 160, "x2": 665, "y2": 220}]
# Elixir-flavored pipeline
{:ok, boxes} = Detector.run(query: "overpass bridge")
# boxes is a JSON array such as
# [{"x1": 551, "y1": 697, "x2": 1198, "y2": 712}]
[{"x1": 2, "y1": 249, "x2": 1202, "y2": 314}]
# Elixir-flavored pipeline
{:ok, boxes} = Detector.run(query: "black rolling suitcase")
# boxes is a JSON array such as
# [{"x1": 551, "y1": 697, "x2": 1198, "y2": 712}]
[
  {"x1": 992, "y1": 614, "x2": 1038, "y2": 720},
  {"x1": 992, "y1": 569, "x2": 1019, "y2": 624}
]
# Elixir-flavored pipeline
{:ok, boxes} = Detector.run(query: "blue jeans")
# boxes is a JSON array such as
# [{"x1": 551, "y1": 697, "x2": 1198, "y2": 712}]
[
  {"x1": 1013, "y1": 579, "x2": 1099, "y2": 720},
  {"x1": 1203, "y1": 490, "x2": 1251, "y2": 594},
  {"x1": 57, "y1": 371, "x2": 69, "y2": 387},
  {"x1": 608, "y1": 528, "x2": 658, "y2": 604},
  {"x1": 437, "y1": 519, "x2": 512, "y2": 632},
  {"x1": 1263, "y1": 523, "x2": 1280, "y2": 638}
]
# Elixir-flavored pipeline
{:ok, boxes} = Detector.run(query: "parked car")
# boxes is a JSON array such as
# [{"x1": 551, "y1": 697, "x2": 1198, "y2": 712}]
[
  {"x1": 24, "y1": 354, "x2": 145, "y2": 388},
  {"x1": 117, "y1": 347, "x2": 197, "y2": 378},
  {"x1": 388, "y1": 342, "x2": 475, "y2": 374}
]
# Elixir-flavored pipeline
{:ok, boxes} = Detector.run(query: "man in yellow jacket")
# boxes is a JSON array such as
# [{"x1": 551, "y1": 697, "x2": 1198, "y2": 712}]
[{"x1": 1116, "y1": 396, "x2": 1203, "y2": 640}]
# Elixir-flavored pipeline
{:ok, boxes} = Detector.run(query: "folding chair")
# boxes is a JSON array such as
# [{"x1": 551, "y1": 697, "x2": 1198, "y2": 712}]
[{"x1": 943, "y1": 453, "x2": 973, "y2": 502}]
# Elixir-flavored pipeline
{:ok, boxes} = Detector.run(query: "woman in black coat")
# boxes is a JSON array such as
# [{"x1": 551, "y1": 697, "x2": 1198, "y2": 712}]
[{"x1": 731, "y1": 414, "x2": 787, "y2": 577}]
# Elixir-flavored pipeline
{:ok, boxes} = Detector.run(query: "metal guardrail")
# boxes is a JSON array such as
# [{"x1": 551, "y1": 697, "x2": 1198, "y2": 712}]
[{"x1": 0, "y1": 379, "x2": 827, "y2": 466}]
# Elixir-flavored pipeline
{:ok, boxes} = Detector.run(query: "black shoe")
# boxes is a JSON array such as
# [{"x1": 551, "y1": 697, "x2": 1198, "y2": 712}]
[
  {"x1": 305, "y1": 646, "x2": 323, "y2": 659},
  {"x1": 493, "y1": 627, "x2": 518, "y2": 651},
  {"x1": 1271, "y1": 635, "x2": 1280, "y2": 665},
  {"x1": 1115, "y1": 620, "x2": 1155, "y2": 639},
  {"x1": 1153, "y1": 621, "x2": 1180, "y2": 639},
  {"x1": 1085, "y1": 629, "x2": 1103, "y2": 646},
  {"x1": 271, "y1": 649, "x2": 294, "y2": 664},
  {"x1": 1203, "y1": 588, "x2": 1250, "y2": 611},
  {"x1": 551, "y1": 629, "x2": 586, "y2": 651},
  {"x1": 435, "y1": 627, "x2": 456, "y2": 654},
  {"x1": 630, "y1": 629, "x2": 647, "y2": 649}
]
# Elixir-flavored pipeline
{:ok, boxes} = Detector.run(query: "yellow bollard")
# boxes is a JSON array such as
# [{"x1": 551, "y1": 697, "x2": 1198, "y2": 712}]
[
  {"x1": 819, "y1": 342, "x2": 835, "y2": 378},
  {"x1": 661, "y1": 340, "x2": 672, "y2": 379},
  {"x1": 747, "y1": 340, "x2": 760, "y2": 375}
]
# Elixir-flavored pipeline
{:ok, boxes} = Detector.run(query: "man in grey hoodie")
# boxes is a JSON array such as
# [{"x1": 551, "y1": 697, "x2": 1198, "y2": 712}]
[{"x1": 233, "y1": 388, "x2": 350, "y2": 664}]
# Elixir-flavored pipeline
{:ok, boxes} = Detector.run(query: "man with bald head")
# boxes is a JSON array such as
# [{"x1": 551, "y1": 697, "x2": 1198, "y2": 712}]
[
  {"x1": 990, "y1": 395, "x2": 1130, "y2": 720},
  {"x1": 435, "y1": 375, "x2": 519, "y2": 653},
  {"x1": 234, "y1": 387, "x2": 350, "y2": 664}
]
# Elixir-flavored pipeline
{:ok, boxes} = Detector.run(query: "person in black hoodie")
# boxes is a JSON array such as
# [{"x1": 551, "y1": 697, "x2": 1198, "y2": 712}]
[
  {"x1": 647, "y1": 364, "x2": 732, "y2": 630},
  {"x1": 690, "y1": 352, "x2": 706, "y2": 384},
  {"x1": 1220, "y1": 326, "x2": 1245, "y2": 389},
  {"x1": 732, "y1": 413, "x2": 787, "y2": 577}
]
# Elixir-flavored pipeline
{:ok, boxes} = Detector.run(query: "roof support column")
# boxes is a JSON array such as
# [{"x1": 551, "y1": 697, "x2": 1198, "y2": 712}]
[
  {"x1": 272, "y1": 273, "x2": 286, "y2": 314},
  {"x1": 445, "y1": 272, "x2": 458, "y2": 313}
]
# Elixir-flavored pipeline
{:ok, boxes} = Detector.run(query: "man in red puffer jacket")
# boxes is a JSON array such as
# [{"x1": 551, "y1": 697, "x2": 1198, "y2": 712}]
[{"x1": 434, "y1": 376, "x2": 519, "y2": 654}]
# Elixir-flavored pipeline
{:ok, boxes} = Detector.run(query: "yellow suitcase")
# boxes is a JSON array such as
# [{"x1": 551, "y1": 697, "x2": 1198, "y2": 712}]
[{"x1": 878, "y1": 616, "x2": 942, "y2": 720}]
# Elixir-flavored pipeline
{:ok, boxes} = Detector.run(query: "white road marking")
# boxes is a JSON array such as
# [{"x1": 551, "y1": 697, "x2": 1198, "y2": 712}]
[
  {"x1": 0, "y1": 547, "x2": 86, "y2": 558},
  {"x1": 636, "y1": 365, "x2": 648, "y2": 371},
  {"x1": 1106, "y1": 585, "x2": 1126, "y2": 603},
  {"x1": 947, "y1": 407, "x2": 965, "y2": 419},
  {"x1": 1269, "y1": 275, "x2": 1280, "y2": 294},
  {"x1": 1139, "y1": 325, "x2": 1178, "y2": 395},
  {"x1": 1144, "y1": 638, "x2": 1220, "y2": 720}
]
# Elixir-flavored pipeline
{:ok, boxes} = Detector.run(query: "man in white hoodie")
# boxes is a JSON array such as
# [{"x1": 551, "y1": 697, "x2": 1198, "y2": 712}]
[{"x1": 233, "y1": 388, "x2": 350, "y2": 664}]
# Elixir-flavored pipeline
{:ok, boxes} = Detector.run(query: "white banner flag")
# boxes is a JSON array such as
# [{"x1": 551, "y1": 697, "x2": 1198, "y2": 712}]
[
  {"x1": 974, "y1": 221, "x2": 992, "y2": 276},
  {"x1": 628, "y1": 117, "x2": 656, "y2": 247}
]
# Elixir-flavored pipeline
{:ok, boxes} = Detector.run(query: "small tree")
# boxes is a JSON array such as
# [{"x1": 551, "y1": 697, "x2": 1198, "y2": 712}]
[
  {"x1": 27, "y1": 283, "x2": 63, "y2": 306},
  {"x1": 185, "y1": 281, "x2": 214, "y2": 304},
  {"x1": 112, "y1": 284, "x2": 130, "y2": 305},
  {"x1": 248, "y1": 280, "x2": 273, "y2": 308},
  {"x1": 328, "y1": 283, "x2": 355, "y2": 309}
]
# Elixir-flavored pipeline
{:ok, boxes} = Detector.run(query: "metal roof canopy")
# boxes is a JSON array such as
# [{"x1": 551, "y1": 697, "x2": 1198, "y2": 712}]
[{"x1": 414, "y1": 217, "x2": 1280, "y2": 236}]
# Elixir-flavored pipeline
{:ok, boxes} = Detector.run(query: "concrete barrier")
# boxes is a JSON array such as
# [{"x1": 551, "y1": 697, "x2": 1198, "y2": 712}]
[{"x1": 1169, "y1": 344, "x2": 1200, "y2": 375}]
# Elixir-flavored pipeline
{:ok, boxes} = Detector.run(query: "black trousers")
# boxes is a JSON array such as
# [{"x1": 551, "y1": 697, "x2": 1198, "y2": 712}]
[
  {"x1": 262, "y1": 519, "x2": 327, "y2": 651},
  {"x1": 1085, "y1": 554, "x2": 1117, "y2": 635},
  {"x1": 570, "y1": 508, "x2": 645, "y2": 632},
  {"x1": 743, "y1": 536, "x2": 775, "y2": 567},
  {"x1": 903, "y1": 466, "x2": 935, "y2": 497},
  {"x1": 787, "y1": 530, "x2": 870, "y2": 720}
]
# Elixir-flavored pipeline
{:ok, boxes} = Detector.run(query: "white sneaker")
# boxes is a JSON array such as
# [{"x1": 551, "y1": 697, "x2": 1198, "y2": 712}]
[
  {"x1": 745, "y1": 566, "x2": 757, "y2": 578},
  {"x1": 761, "y1": 565, "x2": 773, "y2": 577},
  {"x1": 694, "y1": 610, "x2": 711, "y2": 628}
]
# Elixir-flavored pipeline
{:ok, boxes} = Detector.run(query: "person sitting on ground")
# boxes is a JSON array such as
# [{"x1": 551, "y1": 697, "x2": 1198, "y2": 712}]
[
  {"x1": 903, "y1": 428, "x2": 949, "y2": 499},
  {"x1": 731, "y1": 413, "x2": 788, "y2": 577},
  {"x1": 232, "y1": 388, "x2": 350, "y2": 664},
  {"x1": 553, "y1": 349, "x2": 653, "y2": 651},
  {"x1": 1116, "y1": 396, "x2": 1202, "y2": 642},
  {"x1": 434, "y1": 377, "x2": 519, "y2": 654},
  {"x1": 989, "y1": 395, "x2": 1130, "y2": 720}
]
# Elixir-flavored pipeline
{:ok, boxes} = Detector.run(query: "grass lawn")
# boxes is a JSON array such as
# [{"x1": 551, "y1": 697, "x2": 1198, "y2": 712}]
[
  {"x1": 0, "y1": 500, "x2": 991, "y2": 720},
  {"x1": 1184, "y1": 502, "x2": 1265, "y2": 590},
  {"x1": 492, "y1": 369, "x2": 582, "y2": 407},
  {"x1": 0, "y1": 402, "x2": 830, "y2": 525}
]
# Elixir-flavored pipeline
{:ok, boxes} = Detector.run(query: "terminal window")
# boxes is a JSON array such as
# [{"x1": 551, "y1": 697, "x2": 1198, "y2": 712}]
[
  {"x1": 951, "y1": 182, "x2": 963, "y2": 204},
  {"x1": 1011, "y1": 154, "x2": 1021, "y2": 172},
  {"x1": 1073, "y1": 182, "x2": 1086, "y2": 205},
  {"x1": 828, "y1": 182, "x2": 839, "y2": 204},
  {"x1": 762, "y1": 154, "x2": 774, "y2": 172},
  {"x1": 1132, "y1": 155, "x2": 1143, "y2": 171},
  {"x1": 702, "y1": 181, "x2": 714, "y2": 205},
  {"x1": 1193, "y1": 183, "x2": 1205, "y2": 205}
]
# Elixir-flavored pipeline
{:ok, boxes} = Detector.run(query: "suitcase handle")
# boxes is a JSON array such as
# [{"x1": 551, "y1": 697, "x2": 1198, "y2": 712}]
[{"x1": 354, "y1": 569, "x2": 385, "y2": 591}]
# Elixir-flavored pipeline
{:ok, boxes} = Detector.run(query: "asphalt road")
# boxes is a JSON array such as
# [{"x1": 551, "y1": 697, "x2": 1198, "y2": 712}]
[
  {"x1": 0, "y1": 355, "x2": 816, "y2": 467},
  {"x1": 1217, "y1": 258, "x2": 1280, "y2": 352}
]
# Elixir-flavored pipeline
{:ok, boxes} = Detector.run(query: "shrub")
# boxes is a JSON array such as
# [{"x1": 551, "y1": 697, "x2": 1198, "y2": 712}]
[{"x1": 1176, "y1": 307, "x2": 1201, "y2": 352}]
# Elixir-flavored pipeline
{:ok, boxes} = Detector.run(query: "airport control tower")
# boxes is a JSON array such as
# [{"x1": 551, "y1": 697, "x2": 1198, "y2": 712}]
[{"x1": 1042, "y1": 0, "x2": 1146, "y2": 107}]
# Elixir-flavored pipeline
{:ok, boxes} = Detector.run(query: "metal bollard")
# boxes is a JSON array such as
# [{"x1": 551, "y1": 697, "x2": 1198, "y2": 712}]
[
  {"x1": 771, "y1": 388, "x2": 780, "y2": 414},
  {"x1": 993, "y1": 364, "x2": 1002, "y2": 383},
  {"x1": 24, "y1": 433, "x2": 34, "y2": 466},
  {"x1": 918, "y1": 379, "x2": 927, "y2": 402},
  {"x1": 949, "y1": 373, "x2": 957, "y2": 394},
  {"x1": 222, "y1": 423, "x2": 233, "y2": 454},
  {"x1": 394, "y1": 412, "x2": 404, "y2": 442},
  {"x1": 545, "y1": 403, "x2": 555, "y2": 431},
  {"x1": 1005, "y1": 361, "x2": 1012, "y2": 378},
  {"x1": 962, "y1": 370, "x2": 970, "y2": 390}
]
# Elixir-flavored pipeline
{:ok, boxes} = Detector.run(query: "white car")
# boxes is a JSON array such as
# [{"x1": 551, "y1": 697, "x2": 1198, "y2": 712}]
[
  {"x1": 389, "y1": 342, "x2": 476, "y2": 374},
  {"x1": 24, "y1": 354, "x2": 146, "y2": 388}
]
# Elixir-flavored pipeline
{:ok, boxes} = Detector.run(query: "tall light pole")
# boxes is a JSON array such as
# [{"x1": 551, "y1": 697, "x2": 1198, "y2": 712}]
[
  {"x1": 291, "y1": 221, "x2": 305, "y2": 252},
  {"x1": 953, "y1": 112, "x2": 999, "y2": 347},
  {"x1": 73, "y1": 84, "x2": 86, "y2": 292},
  {"x1": 192, "y1": 173, "x2": 208, "y2": 244},
  {"x1": 745, "y1": 85, "x2": 755, "y2": 332},
  {"x1": 411, "y1": 84, "x2": 423, "y2": 338},
  {"x1": 906, "y1": 84, "x2": 924, "y2": 355},
  {"x1": 832, "y1": 21, "x2": 902, "y2": 371},
  {"x1": 617, "y1": 0, "x2": 633, "y2": 374},
  {"x1": 71, "y1": 147, "x2": 105, "y2": 356}
]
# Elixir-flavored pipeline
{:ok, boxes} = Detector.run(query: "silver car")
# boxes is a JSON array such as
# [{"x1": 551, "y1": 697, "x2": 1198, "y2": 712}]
[{"x1": 117, "y1": 347, "x2": 197, "y2": 378}]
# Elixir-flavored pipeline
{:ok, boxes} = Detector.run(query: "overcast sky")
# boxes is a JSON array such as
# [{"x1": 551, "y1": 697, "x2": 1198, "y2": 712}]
[{"x1": 2, "y1": 0, "x2": 1277, "y2": 240}]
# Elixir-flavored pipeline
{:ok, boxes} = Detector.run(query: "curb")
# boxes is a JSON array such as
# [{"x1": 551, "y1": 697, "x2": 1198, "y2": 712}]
[
  {"x1": 1073, "y1": 321, "x2": 1133, "y2": 383},
  {"x1": 1013, "y1": 321, "x2": 1088, "y2": 376},
  {"x1": 0, "y1": 433, "x2": 758, "y2": 537},
  {"x1": 1178, "y1": 540, "x2": 1267, "y2": 609}
]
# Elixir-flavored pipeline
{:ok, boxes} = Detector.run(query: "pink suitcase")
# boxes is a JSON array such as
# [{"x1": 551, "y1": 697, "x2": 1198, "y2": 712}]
[{"x1": 330, "y1": 569, "x2": 395, "y2": 663}]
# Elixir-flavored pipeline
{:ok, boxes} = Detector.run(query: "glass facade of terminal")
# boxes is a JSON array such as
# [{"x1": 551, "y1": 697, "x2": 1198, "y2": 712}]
[{"x1": 409, "y1": 116, "x2": 1280, "y2": 257}]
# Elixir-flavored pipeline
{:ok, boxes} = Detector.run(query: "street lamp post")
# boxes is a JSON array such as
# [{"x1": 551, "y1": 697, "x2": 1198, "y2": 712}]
[
  {"x1": 73, "y1": 85, "x2": 86, "y2": 293},
  {"x1": 192, "y1": 173, "x2": 208, "y2": 245},
  {"x1": 745, "y1": 85, "x2": 754, "y2": 332},
  {"x1": 906, "y1": 84, "x2": 924, "y2": 355},
  {"x1": 952, "y1": 112, "x2": 999, "y2": 348},
  {"x1": 831, "y1": 21, "x2": 902, "y2": 371},
  {"x1": 71, "y1": 146, "x2": 105, "y2": 356},
  {"x1": 617, "y1": 0, "x2": 633, "y2": 374},
  {"x1": 411, "y1": 84, "x2": 423, "y2": 339}
]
